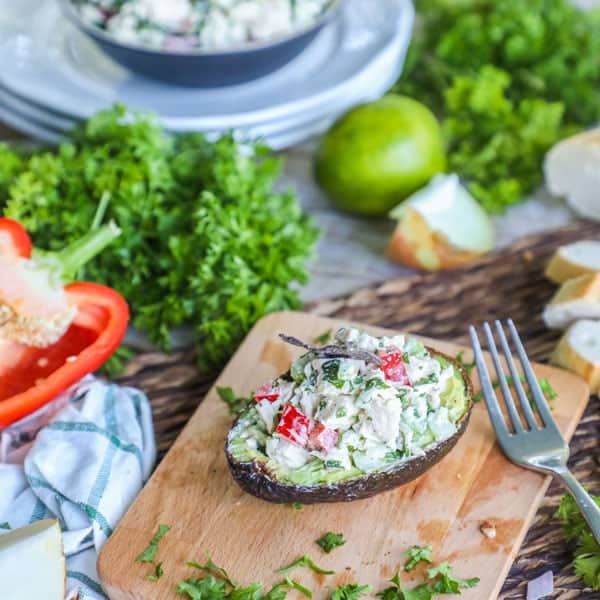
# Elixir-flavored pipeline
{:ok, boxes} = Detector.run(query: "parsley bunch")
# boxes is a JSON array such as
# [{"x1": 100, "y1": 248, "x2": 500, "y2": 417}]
[
  {"x1": 0, "y1": 104, "x2": 318, "y2": 372},
  {"x1": 557, "y1": 493, "x2": 600, "y2": 589},
  {"x1": 395, "y1": 0, "x2": 600, "y2": 213}
]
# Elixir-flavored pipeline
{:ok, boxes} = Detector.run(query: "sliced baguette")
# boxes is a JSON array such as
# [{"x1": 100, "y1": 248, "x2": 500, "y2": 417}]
[
  {"x1": 542, "y1": 273, "x2": 600, "y2": 329},
  {"x1": 551, "y1": 319, "x2": 600, "y2": 393},
  {"x1": 546, "y1": 240, "x2": 600, "y2": 284},
  {"x1": 544, "y1": 128, "x2": 600, "y2": 221}
]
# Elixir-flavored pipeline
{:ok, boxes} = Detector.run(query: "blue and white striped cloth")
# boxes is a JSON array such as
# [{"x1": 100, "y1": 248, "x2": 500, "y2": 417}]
[{"x1": 0, "y1": 376, "x2": 155, "y2": 599}]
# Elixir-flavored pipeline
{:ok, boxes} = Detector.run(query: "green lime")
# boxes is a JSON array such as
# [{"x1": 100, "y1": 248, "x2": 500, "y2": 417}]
[{"x1": 314, "y1": 95, "x2": 446, "y2": 216}]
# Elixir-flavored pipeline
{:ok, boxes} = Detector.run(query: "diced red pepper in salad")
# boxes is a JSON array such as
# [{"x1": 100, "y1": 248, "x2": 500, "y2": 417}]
[
  {"x1": 307, "y1": 422, "x2": 338, "y2": 453},
  {"x1": 275, "y1": 404, "x2": 310, "y2": 447},
  {"x1": 254, "y1": 383, "x2": 280, "y2": 403},
  {"x1": 379, "y1": 348, "x2": 411, "y2": 385}
]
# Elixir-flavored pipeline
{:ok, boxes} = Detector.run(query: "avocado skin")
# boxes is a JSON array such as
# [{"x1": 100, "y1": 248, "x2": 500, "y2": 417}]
[{"x1": 225, "y1": 349, "x2": 474, "y2": 504}]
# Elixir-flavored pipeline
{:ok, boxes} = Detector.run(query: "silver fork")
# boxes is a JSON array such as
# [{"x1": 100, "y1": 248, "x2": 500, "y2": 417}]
[{"x1": 469, "y1": 319, "x2": 600, "y2": 544}]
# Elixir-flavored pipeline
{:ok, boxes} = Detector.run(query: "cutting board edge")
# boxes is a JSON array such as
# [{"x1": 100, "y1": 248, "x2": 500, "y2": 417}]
[{"x1": 98, "y1": 310, "x2": 590, "y2": 600}]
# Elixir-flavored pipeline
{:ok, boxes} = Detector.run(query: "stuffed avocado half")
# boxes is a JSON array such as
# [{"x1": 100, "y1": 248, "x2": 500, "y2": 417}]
[{"x1": 226, "y1": 327, "x2": 473, "y2": 503}]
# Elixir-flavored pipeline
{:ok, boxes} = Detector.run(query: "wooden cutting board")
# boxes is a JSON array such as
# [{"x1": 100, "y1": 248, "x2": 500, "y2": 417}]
[{"x1": 98, "y1": 311, "x2": 590, "y2": 600}]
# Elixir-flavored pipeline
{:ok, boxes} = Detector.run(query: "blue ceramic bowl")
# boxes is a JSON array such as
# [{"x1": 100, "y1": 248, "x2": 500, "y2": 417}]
[{"x1": 60, "y1": 0, "x2": 341, "y2": 87}]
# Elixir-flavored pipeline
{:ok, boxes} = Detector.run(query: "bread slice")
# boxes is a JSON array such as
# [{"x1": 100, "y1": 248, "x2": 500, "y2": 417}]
[
  {"x1": 543, "y1": 273, "x2": 600, "y2": 329},
  {"x1": 546, "y1": 240, "x2": 600, "y2": 284},
  {"x1": 551, "y1": 319, "x2": 600, "y2": 393},
  {"x1": 544, "y1": 128, "x2": 600, "y2": 221}
]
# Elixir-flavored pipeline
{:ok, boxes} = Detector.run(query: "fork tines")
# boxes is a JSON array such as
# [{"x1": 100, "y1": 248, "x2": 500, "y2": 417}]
[{"x1": 469, "y1": 319, "x2": 558, "y2": 436}]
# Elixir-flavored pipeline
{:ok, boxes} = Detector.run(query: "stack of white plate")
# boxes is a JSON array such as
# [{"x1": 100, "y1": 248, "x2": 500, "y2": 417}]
[{"x1": 0, "y1": 0, "x2": 414, "y2": 149}]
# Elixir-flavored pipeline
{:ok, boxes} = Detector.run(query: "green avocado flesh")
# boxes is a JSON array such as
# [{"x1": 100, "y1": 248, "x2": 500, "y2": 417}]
[{"x1": 227, "y1": 353, "x2": 469, "y2": 488}]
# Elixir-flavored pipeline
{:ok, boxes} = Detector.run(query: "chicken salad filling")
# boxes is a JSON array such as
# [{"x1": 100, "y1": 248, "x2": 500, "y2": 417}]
[{"x1": 227, "y1": 328, "x2": 469, "y2": 486}]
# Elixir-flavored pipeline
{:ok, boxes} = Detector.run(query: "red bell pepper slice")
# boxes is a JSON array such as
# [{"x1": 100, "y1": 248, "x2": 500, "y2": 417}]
[
  {"x1": 275, "y1": 404, "x2": 310, "y2": 447},
  {"x1": 254, "y1": 383, "x2": 280, "y2": 403},
  {"x1": 0, "y1": 217, "x2": 32, "y2": 258},
  {"x1": 379, "y1": 348, "x2": 411, "y2": 385},
  {"x1": 0, "y1": 218, "x2": 128, "y2": 427},
  {"x1": 307, "y1": 422, "x2": 338, "y2": 453}
]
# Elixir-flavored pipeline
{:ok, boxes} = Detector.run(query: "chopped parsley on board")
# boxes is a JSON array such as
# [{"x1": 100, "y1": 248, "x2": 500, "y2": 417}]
[
  {"x1": 135, "y1": 524, "x2": 170, "y2": 564},
  {"x1": 316, "y1": 532, "x2": 346, "y2": 553}
]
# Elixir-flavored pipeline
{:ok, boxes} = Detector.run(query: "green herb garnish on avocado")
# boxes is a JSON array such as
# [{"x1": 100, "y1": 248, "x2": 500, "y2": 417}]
[
  {"x1": 217, "y1": 387, "x2": 251, "y2": 416},
  {"x1": 404, "y1": 545, "x2": 433, "y2": 572},
  {"x1": 277, "y1": 554, "x2": 334, "y2": 575},
  {"x1": 135, "y1": 524, "x2": 170, "y2": 564},
  {"x1": 316, "y1": 532, "x2": 346, "y2": 553},
  {"x1": 322, "y1": 360, "x2": 345, "y2": 389}
]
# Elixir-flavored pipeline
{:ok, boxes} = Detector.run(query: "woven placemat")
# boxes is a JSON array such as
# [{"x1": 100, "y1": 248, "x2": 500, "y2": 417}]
[{"x1": 115, "y1": 219, "x2": 600, "y2": 599}]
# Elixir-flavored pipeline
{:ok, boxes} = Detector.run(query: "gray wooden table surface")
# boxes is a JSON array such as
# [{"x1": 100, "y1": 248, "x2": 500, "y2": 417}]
[{"x1": 0, "y1": 122, "x2": 576, "y2": 302}]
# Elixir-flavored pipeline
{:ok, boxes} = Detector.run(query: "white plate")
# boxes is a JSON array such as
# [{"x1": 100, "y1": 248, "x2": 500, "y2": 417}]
[
  {"x1": 0, "y1": 0, "x2": 413, "y2": 132},
  {"x1": 0, "y1": 84, "x2": 356, "y2": 150},
  {"x1": 0, "y1": 27, "x2": 403, "y2": 132},
  {"x1": 0, "y1": 104, "x2": 63, "y2": 144},
  {"x1": 0, "y1": 20, "x2": 405, "y2": 149}
]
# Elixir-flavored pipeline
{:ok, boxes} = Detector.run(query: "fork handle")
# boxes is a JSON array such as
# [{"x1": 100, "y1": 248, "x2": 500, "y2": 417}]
[{"x1": 556, "y1": 468, "x2": 600, "y2": 544}]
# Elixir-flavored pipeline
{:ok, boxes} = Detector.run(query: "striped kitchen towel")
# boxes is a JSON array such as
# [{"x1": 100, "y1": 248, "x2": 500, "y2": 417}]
[{"x1": 0, "y1": 375, "x2": 155, "y2": 600}]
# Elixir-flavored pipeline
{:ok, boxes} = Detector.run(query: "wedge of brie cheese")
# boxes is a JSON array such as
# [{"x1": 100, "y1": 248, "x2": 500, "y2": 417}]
[{"x1": 0, "y1": 519, "x2": 65, "y2": 599}]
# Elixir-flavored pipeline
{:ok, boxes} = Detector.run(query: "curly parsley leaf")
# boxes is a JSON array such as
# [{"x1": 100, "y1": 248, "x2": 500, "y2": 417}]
[
  {"x1": 1, "y1": 104, "x2": 318, "y2": 373},
  {"x1": 313, "y1": 329, "x2": 332, "y2": 345},
  {"x1": 376, "y1": 576, "x2": 433, "y2": 600},
  {"x1": 426, "y1": 561, "x2": 480, "y2": 593},
  {"x1": 187, "y1": 553, "x2": 237, "y2": 587},
  {"x1": 177, "y1": 574, "x2": 310, "y2": 600},
  {"x1": 404, "y1": 545, "x2": 433, "y2": 572},
  {"x1": 135, "y1": 524, "x2": 170, "y2": 564},
  {"x1": 277, "y1": 554, "x2": 334, "y2": 575},
  {"x1": 395, "y1": 0, "x2": 600, "y2": 213},
  {"x1": 331, "y1": 584, "x2": 371, "y2": 600},
  {"x1": 454, "y1": 351, "x2": 476, "y2": 376},
  {"x1": 279, "y1": 578, "x2": 312, "y2": 599},
  {"x1": 316, "y1": 532, "x2": 346, "y2": 554},
  {"x1": 178, "y1": 575, "x2": 229, "y2": 599}
]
